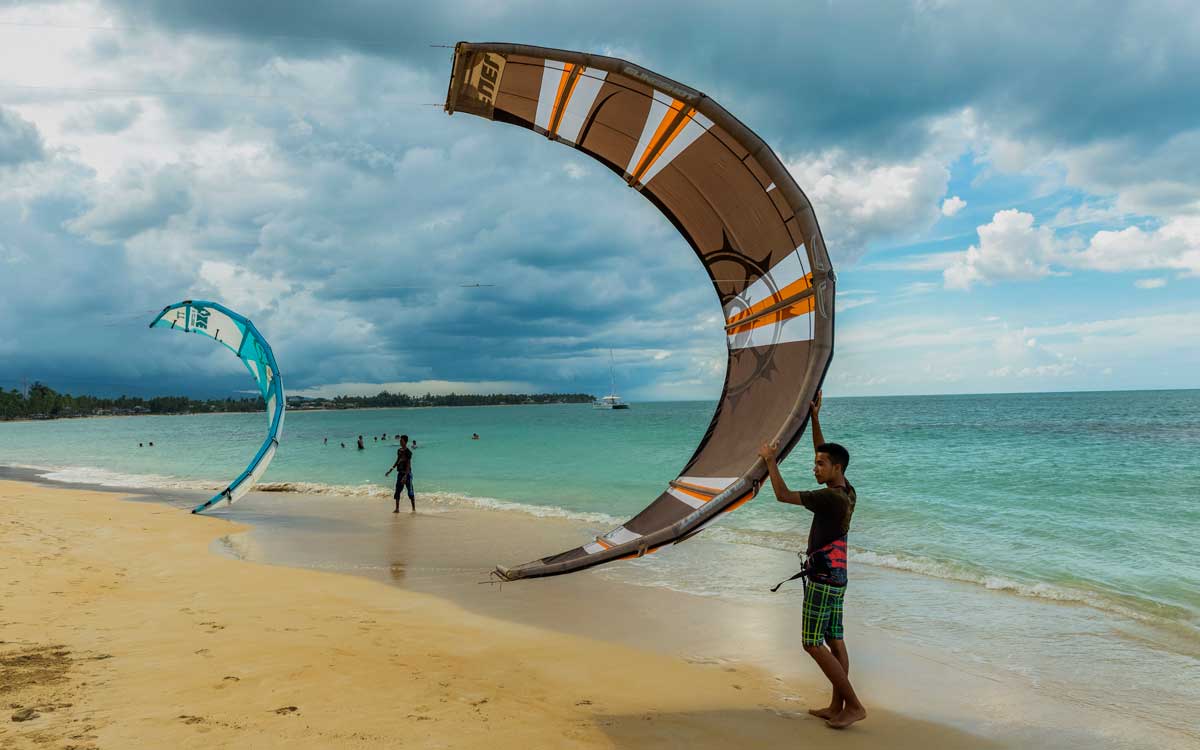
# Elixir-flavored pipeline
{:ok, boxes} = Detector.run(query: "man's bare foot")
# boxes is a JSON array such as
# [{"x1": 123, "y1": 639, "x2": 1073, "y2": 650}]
[
  {"x1": 826, "y1": 705, "x2": 866, "y2": 729},
  {"x1": 807, "y1": 707, "x2": 838, "y2": 720}
]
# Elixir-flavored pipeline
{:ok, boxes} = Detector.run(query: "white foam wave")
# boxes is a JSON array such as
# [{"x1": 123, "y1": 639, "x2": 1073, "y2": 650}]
[
  {"x1": 30, "y1": 464, "x2": 220, "y2": 492},
  {"x1": 850, "y1": 549, "x2": 1184, "y2": 628},
  {"x1": 250, "y1": 480, "x2": 622, "y2": 525}
]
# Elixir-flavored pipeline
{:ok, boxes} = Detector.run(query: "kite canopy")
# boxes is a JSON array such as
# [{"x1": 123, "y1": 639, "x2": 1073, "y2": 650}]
[
  {"x1": 149, "y1": 300, "x2": 285, "y2": 514},
  {"x1": 445, "y1": 43, "x2": 836, "y2": 581}
]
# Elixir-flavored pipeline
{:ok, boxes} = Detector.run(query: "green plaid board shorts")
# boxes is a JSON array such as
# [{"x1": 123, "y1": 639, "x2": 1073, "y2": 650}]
[{"x1": 802, "y1": 581, "x2": 846, "y2": 646}]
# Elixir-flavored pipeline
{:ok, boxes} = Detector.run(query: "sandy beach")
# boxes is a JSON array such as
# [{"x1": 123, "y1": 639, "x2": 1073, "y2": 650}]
[{"x1": 1, "y1": 479, "x2": 1000, "y2": 749}]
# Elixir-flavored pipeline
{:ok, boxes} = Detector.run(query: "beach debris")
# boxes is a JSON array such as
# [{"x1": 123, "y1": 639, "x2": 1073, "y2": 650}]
[
  {"x1": 445, "y1": 44, "x2": 834, "y2": 583},
  {"x1": 11, "y1": 707, "x2": 39, "y2": 722},
  {"x1": 178, "y1": 714, "x2": 205, "y2": 724},
  {"x1": 149, "y1": 300, "x2": 286, "y2": 515}
]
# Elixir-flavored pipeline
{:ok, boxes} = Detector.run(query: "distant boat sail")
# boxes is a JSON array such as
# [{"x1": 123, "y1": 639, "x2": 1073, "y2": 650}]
[
  {"x1": 149, "y1": 300, "x2": 285, "y2": 514},
  {"x1": 594, "y1": 350, "x2": 630, "y2": 410},
  {"x1": 445, "y1": 43, "x2": 835, "y2": 580}
]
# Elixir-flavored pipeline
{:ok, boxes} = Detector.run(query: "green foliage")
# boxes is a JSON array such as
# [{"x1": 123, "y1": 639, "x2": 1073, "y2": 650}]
[
  {"x1": 0, "y1": 383, "x2": 595, "y2": 421},
  {"x1": 0, "y1": 382, "x2": 264, "y2": 420}
]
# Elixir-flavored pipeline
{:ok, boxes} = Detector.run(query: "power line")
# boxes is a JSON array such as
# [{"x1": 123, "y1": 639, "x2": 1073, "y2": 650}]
[{"x1": 0, "y1": 20, "x2": 448, "y2": 52}]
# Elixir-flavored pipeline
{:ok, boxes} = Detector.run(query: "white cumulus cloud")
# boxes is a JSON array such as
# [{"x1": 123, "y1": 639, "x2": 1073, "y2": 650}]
[
  {"x1": 941, "y1": 195, "x2": 966, "y2": 216},
  {"x1": 943, "y1": 210, "x2": 1063, "y2": 289}
]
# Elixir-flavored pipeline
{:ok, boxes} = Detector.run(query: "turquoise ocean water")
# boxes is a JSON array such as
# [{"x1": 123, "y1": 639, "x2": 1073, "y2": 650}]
[{"x1": 2, "y1": 390, "x2": 1196, "y2": 639}]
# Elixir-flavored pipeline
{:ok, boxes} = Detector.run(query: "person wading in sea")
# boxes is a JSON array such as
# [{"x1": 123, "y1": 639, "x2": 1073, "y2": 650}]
[
  {"x1": 384, "y1": 434, "x2": 415, "y2": 513},
  {"x1": 759, "y1": 392, "x2": 866, "y2": 729}
]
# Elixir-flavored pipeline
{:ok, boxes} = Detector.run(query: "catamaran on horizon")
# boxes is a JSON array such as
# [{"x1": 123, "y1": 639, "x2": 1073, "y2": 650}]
[
  {"x1": 592, "y1": 393, "x2": 630, "y2": 409},
  {"x1": 594, "y1": 350, "x2": 630, "y2": 409}
]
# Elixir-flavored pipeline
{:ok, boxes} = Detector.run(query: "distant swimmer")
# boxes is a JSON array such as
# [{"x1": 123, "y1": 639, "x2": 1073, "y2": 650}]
[
  {"x1": 384, "y1": 434, "x2": 415, "y2": 513},
  {"x1": 373, "y1": 436, "x2": 378, "y2": 442},
  {"x1": 411, "y1": 439, "x2": 418, "y2": 449},
  {"x1": 138, "y1": 443, "x2": 143, "y2": 447},
  {"x1": 759, "y1": 391, "x2": 865, "y2": 730},
  {"x1": 471, "y1": 433, "x2": 479, "y2": 440},
  {"x1": 357, "y1": 435, "x2": 365, "y2": 450},
  {"x1": 340, "y1": 442, "x2": 346, "y2": 448},
  {"x1": 323, "y1": 437, "x2": 328, "y2": 445},
  {"x1": 148, "y1": 442, "x2": 154, "y2": 447}
]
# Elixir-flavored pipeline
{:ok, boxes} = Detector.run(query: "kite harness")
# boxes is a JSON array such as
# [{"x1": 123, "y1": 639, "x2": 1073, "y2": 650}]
[{"x1": 770, "y1": 536, "x2": 847, "y2": 592}]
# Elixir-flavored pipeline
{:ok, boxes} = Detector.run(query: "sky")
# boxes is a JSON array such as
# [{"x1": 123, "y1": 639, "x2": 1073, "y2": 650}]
[{"x1": 1, "y1": 0, "x2": 1198, "y2": 401}]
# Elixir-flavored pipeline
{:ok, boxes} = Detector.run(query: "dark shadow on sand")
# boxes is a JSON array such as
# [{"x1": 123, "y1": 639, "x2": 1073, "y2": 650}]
[{"x1": 590, "y1": 707, "x2": 1006, "y2": 750}]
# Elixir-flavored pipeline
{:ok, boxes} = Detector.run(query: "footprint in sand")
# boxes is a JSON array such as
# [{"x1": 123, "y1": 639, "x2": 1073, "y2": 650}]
[
  {"x1": 216, "y1": 676, "x2": 240, "y2": 690},
  {"x1": 273, "y1": 706, "x2": 298, "y2": 715},
  {"x1": 178, "y1": 715, "x2": 205, "y2": 725}
]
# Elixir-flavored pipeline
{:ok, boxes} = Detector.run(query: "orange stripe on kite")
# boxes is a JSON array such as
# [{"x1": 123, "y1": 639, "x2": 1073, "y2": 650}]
[
  {"x1": 671, "y1": 479, "x2": 723, "y2": 496},
  {"x1": 549, "y1": 63, "x2": 580, "y2": 137},
  {"x1": 673, "y1": 485, "x2": 713, "y2": 503},
  {"x1": 631, "y1": 99, "x2": 692, "y2": 184},
  {"x1": 726, "y1": 296, "x2": 815, "y2": 335},
  {"x1": 725, "y1": 273, "x2": 814, "y2": 327}
]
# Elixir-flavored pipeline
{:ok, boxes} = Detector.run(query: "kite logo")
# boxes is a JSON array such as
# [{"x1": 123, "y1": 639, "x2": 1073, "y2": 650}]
[
  {"x1": 193, "y1": 307, "x2": 210, "y2": 331},
  {"x1": 474, "y1": 54, "x2": 504, "y2": 106}
]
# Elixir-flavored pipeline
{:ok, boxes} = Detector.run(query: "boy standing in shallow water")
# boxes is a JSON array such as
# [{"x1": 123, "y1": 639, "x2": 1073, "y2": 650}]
[
  {"x1": 759, "y1": 392, "x2": 866, "y2": 729},
  {"x1": 385, "y1": 435, "x2": 415, "y2": 513}
]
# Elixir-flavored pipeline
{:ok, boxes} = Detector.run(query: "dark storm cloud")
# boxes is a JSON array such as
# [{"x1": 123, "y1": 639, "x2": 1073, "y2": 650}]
[
  {"x1": 104, "y1": 0, "x2": 1200, "y2": 158},
  {"x1": 66, "y1": 163, "x2": 193, "y2": 243}
]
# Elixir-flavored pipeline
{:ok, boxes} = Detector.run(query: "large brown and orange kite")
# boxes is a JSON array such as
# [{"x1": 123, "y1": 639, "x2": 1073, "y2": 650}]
[{"x1": 445, "y1": 43, "x2": 836, "y2": 581}]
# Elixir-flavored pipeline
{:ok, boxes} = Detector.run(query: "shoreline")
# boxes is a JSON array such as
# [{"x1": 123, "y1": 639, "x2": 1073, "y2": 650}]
[
  {"x1": 3, "y1": 473, "x2": 1196, "y2": 748},
  {"x1": 9, "y1": 460, "x2": 1196, "y2": 650},
  {"x1": 1, "y1": 479, "x2": 1000, "y2": 749}
]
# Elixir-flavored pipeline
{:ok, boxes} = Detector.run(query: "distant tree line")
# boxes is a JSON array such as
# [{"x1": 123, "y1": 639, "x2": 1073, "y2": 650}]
[
  {"x1": 0, "y1": 382, "x2": 264, "y2": 420},
  {"x1": 0, "y1": 382, "x2": 596, "y2": 421},
  {"x1": 302, "y1": 391, "x2": 596, "y2": 408}
]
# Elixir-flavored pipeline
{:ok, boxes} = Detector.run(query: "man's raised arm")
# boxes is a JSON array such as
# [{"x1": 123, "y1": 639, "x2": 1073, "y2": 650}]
[
  {"x1": 759, "y1": 441, "x2": 804, "y2": 505},
  {"x1": 810, "y1": 390, "x2": 826, "y2": 450}
]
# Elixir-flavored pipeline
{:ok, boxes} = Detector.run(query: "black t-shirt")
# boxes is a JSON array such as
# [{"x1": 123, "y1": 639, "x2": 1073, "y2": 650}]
[
  {"x1": 796, "y1": 482, "x2": 856, "y2": 554},
  {"x1": 394, "y1": 446, "x2": 412, "y2": 474}
]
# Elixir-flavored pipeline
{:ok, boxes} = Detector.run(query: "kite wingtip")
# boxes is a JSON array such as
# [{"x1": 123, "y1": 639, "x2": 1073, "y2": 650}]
[{"x1": 492, "y1": 565, "x2": 518, "y2": 582}]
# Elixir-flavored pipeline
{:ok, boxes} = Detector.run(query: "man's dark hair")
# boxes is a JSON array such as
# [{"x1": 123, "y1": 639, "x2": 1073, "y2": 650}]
[
  {"x1": 817, "y1": 442, "x2": 850, "y2": 471},
  {"x1": 400, "y1": 434, "x2": 409, "y2": 441}
]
